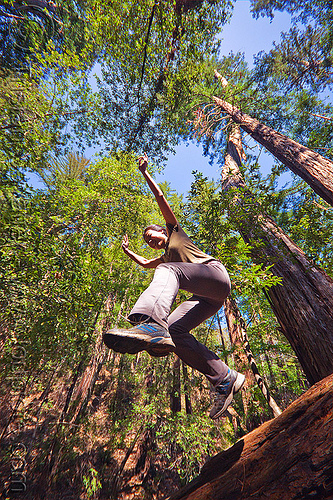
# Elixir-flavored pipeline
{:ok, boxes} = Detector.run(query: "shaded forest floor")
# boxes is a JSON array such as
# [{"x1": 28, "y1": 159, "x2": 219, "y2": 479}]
[
  {"x1": 0, "y1": 347, "x2": 289, "y2": 500},
  {"x1": 0, "y1": 346, "x2": 308, "y2": 500}
]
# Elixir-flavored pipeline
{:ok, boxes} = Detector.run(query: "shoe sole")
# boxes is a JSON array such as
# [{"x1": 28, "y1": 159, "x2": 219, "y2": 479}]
[
  {"x1": 147, "y1": 347, "x2": 171, "y2": 358},
  {"x1": 103, "y1": 331, "x2": 176, "y2": 355},
  {"x1": 211, "y1": 372, "x2": 246, "y2": 420}
]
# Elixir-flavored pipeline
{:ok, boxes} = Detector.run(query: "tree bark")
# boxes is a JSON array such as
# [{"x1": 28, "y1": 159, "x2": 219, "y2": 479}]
[
  {"x1": 168, "y1": 373, "x2": 333, "y2": 500},
  {"x1": 224, "y1": 297, "x2": 282, "y2": 418},
  {"x1": 224, "y1": 298, "x2": 254, "y2": 419},
  {"x1": 222, "y1": 124, "x2": 333, "y2": 385},
  {"x1": 68, "y1": 294, "x2": 115, "y2": 423},
  {"x1": 182, "y1": 362, "x2": 193, "y2": 415},
  {"x1": 212, "y1": 95, "x2": 333, "y2": 206},
  {"x1": 171, "y1": 356, "x2": 181, "y2": 413}
]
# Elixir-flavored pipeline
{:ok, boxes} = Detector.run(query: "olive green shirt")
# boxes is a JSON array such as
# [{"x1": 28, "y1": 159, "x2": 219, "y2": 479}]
[{"x1": 161, "y1": 223, "x2": 215, "y2": 264}]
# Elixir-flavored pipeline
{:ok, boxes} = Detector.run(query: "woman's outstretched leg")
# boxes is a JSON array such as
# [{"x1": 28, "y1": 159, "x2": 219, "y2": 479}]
[{"x1": 103, "y1": 261, "x2": 229, "y2": 356}]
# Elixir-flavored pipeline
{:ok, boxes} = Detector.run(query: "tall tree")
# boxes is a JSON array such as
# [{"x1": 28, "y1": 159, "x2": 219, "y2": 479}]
[
  {"x1": 74, "y1": 0, "x2": 232, "y2": 159},
  {"x1": 211, "y1": 94, "x2": 333, "y2": 206},
  {"x1": 224, "y1": 297, "x2": 282, "y2": 419},
  {"x1": 219, "y1": 122, "x2": 333, "y2": 384},
  {"x1": 251, "y1": 0, "x2": 333, "y2": 93},
  {"x1": 188, "y1": 72, "x2": 333, "y2": 383}
]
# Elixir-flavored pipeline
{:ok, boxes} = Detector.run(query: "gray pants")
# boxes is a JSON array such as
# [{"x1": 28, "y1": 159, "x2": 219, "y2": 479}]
[{"x1": 129, "y1": 260, "x2": 231, "y2": 386}]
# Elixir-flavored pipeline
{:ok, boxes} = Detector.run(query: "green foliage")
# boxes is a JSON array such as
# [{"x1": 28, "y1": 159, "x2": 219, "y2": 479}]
[
  {"x1": 1, "y1": 1, "x2": 332, "y2": 497},
  {"x1": 156, "y1": 412, "x2": 229, "y2": 483},
  {"x1": 184, "y1": 173, "x2": 282, "y2": 293},
  {"x1": 159, "y1": 181, "x2": 185, "y2": 223},
  {"x1": 248, "y1": 0, "x2": 333, "y2": 159},
  {"x1": 271, "y1": 183, "x2": 333, "y2": 274},
  {"x1": 253, "y1": 25, "x2": 333, "y2": 93},
  {"x1": 0, "y1": 153, "x2": 162, "y2": 371},
  {"x1": 0, "y1": 69, "x2": 60, "y2": 183},
  {"x1": 83, "y1": 468, "x2": 102, "y2": 499},
  {"x1": 101, "y1": 353, "x2": 232, "y2": 485},
  {"x1": 7, "y1": 0, "x2": 233, "y2": 160}
]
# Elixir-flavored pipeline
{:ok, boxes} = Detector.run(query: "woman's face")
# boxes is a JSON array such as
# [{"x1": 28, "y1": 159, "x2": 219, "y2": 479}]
[{"x1": 144, "y1": 229, "x2": 168, "y2": 249}]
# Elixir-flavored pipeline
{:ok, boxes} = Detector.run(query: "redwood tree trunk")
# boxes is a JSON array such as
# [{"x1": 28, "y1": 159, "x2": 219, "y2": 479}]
[
  {"x1": 170, "y1": 357, "x2": 181, "y2": 413},
  {"x1": 67, "y1": 293, "x2": 116, "y2": 422},
  {"x1": 212, "y1": 95, "x2": 333, "y2": 206},
  {"x1": 224, "y1": 297, "x2": 282, "y2": 418},
  {"x1": 224, "y1": 298, "x2": 254, "y2": 419},
  {"x1": 168, "y1": 373, "x2": 333, "y2": 500},
  {"x1": 222, "y1": 124, "x2": 333, "y2": 385}
]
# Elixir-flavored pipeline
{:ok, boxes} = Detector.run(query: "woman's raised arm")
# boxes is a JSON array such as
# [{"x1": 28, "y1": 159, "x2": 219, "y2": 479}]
[{"x1": 138, "y1": 153, "x2": 178, "y2": 226}]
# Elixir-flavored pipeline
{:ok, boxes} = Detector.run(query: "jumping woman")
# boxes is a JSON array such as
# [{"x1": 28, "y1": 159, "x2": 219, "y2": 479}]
[{"x1": 103, "y1": 153, "x2": 245, "y2": 419}]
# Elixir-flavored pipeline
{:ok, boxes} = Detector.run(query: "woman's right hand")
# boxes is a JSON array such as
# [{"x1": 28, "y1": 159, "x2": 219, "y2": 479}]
[
  {"x1": 121, "y1": 234, "x2": 129, "y2": 252},
  {"x1": 138, "y1": 152, "x2": 148, "y2": 173}
]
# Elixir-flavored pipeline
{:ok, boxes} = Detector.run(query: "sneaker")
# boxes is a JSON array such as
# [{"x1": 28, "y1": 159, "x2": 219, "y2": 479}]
[
  {"x1": 209, "y1": 369, "x2": 245, "y2": 419},
  {"x1": 103, "y1": 322, "x2": 176, "y2": 356}
]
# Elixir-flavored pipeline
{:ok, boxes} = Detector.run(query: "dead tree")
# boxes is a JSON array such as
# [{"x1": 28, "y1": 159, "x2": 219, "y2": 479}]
[{"x1": 223, "y1": 298, "x2": 254, "y2": 419}]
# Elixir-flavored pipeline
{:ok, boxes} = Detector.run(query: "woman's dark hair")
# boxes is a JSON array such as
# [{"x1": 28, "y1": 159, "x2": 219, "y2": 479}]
[{"x1": 143, "y1": 224, "x2": 167, "y2": 242}]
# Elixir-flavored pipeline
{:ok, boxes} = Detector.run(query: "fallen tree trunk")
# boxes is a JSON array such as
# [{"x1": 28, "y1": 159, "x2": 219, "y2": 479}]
[{"x1": 168, "y1": 373, "x2": 333, "y2": 500}]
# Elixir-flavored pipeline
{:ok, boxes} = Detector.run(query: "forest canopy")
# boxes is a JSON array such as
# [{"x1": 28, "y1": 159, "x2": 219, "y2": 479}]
[{"x1": 1, "y1": 0, "x2": 332, "y2": 498}]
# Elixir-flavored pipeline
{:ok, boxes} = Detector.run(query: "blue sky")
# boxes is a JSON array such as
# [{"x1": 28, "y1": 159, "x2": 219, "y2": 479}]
[
  {"x1": 155, "y1": 1, "x2": 292, "y2": 194},
  {"x1": 28, "y1": 1, "x2": 292, "y2": 192}
]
